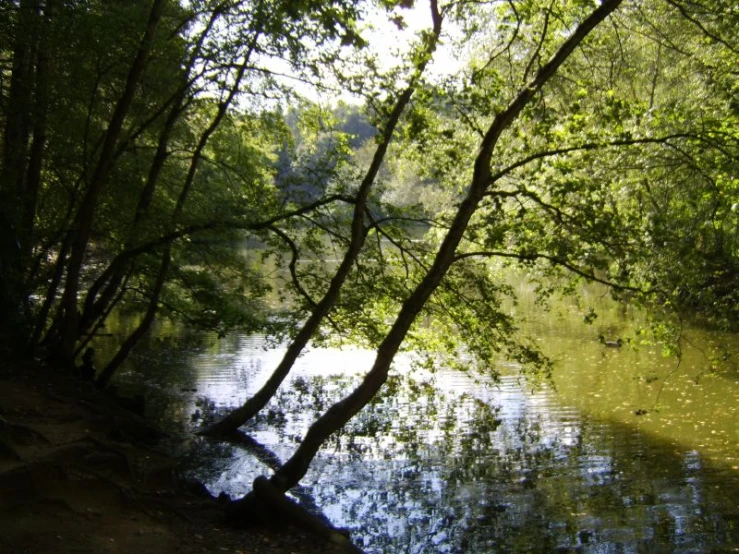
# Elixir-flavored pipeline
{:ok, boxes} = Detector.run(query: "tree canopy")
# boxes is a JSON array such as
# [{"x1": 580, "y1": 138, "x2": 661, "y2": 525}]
[{"x1": 1, "y1": 0, "x2": 737, "y2": 520}]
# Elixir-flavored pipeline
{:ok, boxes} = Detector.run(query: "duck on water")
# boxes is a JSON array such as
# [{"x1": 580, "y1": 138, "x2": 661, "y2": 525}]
[{"x1": 599, "y1": 335, "x2": 623, "y2": 348}]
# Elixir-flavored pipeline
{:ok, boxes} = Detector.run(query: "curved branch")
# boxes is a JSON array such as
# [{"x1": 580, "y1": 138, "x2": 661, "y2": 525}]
[
  {"x1": 663, "y1": 0, "x2": 739, "y2": 54},
  {"x1": 453, "y1": 248, "x2": 661, "y2": 296},
  {"x1": 267, "y1": 225, "x2": 317, "y2": 308},
  {"x1": 485, "y1": 134, "x2": 694, "y2": 188},
  {"x1": 83, "y1": 193, "x2": 355, "y2": 309},
  {"x1": 522, "y1": 1, "x2": 552, "y2": 84}
]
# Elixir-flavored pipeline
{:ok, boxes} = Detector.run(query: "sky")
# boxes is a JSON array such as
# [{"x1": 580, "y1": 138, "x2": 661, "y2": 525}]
[{"x1": 302, "y1": 0, "x2": 466, "y2": 105}]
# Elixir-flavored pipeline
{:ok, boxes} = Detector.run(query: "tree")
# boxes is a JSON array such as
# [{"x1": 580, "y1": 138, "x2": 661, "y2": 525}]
[
  {"x1": 0, "y1": 0, "x2": 372, "y2": 382},
  {"x1": 221, "y1": 0, "x2": 738, "y2": 519},
  {"x1": 203, "y1": 0, "x2": 445, "y2": 436},
  {"x1": 218, "y1": 0, "x2": 628, "y2": 517},
  {"x1": 2, "y1": 0, "x2": 736, "y2": 533}
]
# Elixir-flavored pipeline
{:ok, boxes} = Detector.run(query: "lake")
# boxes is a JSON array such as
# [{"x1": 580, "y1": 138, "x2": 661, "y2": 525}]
[{"x1": 102, "y1": 283, "x2": 739, "y2": 553}]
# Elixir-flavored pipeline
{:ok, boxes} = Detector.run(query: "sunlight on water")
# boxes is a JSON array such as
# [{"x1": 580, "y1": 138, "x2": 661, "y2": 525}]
[{"x1": 104, "y1": 284, "x2": 739, "y2": 553}]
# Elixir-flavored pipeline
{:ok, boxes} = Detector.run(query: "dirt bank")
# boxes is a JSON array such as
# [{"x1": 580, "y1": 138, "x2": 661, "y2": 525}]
[{"x1": 0, "y1": 351, "x2": 357, "y2": 554}]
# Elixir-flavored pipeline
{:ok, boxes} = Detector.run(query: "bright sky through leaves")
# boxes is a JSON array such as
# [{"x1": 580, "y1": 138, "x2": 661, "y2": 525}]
[{"x1": 285, "y1": 0, "x2": 464, "y2": 104}]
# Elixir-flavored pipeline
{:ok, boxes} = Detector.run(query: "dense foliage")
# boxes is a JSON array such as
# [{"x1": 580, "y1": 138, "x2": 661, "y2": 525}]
[
  {"x1": 0, "y1": 0, "x2": 368, "y2": 379},
  {"x1": 1, "y1": 0, "x2": 737, "y2": 499}
]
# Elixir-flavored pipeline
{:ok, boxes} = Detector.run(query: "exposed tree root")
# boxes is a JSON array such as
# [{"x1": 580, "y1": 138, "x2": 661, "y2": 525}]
[{"x1": 226, "y1": 475, "x2": 362, "y2": 553}]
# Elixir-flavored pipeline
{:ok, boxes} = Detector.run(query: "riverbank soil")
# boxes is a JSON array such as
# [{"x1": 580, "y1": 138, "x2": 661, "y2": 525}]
[{"x1": 0, "y1": 349, "x2": 353, "y2": 554}]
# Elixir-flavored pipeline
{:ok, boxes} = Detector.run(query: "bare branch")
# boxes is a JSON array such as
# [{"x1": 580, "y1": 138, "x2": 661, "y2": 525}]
[
  {"x1": 267, "y1": 225, "x2": 317, "y2": 308},
  {"x1": 453, "y1": 249, "x2": 659, "y2": 295},
  {"x1": 484, "y1": 134, "x2": 695, "y2": 188},
  {"x1": 663, "y1": 0, "x2": 739, "y2": 54}
]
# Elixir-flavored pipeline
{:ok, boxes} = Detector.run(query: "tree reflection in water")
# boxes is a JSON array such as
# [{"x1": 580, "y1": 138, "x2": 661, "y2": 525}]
[{"x1": 174, "y1": 370, "x2": 738, "y2": 553}]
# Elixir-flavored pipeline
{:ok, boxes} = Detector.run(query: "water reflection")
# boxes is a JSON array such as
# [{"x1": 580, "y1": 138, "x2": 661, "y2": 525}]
[{"x1": 106, "y1": 328, "x2": 739, "y2": 553}]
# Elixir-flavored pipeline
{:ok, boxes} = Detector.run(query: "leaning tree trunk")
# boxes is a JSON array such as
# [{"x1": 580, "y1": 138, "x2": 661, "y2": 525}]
[
  {"x1": 77, "y1": 76, "x2": 193, "y2": 338},
  {"x1": 226, "y1": 0, "x2": 625, "y2": 499},
  {"x1": 202, "y1": 0, "x2": 445, "y2": 437},
  {"x1": 56, "y1": 0, "x2": 166, "y2": 363},
  {"x1": 79, "y1": 1, "x2": 222, "y2": 339},
  {"x1": 94, "y1": 21, "x2": 264, "y2": 387},
  {"x1": 95, "y1": 251, "x2": 170, "y2": 388}
]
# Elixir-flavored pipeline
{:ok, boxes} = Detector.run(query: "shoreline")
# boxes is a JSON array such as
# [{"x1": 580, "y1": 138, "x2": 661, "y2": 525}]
[{"x1": 0, "y1": 348, "x2": 357, "y2": 554}]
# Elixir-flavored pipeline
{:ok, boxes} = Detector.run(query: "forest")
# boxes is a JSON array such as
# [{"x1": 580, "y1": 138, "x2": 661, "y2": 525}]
[{"x1": 1, "y1": 0, "x2": 738, "y2": 552}]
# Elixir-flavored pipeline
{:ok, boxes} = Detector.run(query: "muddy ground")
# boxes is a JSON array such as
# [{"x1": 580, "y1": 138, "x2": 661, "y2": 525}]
[{"x1": 0, "y1": 350, "x2": 359, "y2": 554}]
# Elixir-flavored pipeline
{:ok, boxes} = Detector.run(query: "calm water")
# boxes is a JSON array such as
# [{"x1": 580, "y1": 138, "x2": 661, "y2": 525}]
[{"x1": 104, "y1": 296, "x2": 739, "y2": 553}]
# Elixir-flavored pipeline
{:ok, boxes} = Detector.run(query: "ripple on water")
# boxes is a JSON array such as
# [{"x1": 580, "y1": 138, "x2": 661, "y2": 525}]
[{"x1": 115, "y1": 333, "x2": 739, "y2": 553}]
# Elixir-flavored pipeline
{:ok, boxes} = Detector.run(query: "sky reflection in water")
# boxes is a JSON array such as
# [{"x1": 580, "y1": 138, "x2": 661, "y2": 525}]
[{"x1": 111, "y1": 328, "x2": 739, "y2": 554}]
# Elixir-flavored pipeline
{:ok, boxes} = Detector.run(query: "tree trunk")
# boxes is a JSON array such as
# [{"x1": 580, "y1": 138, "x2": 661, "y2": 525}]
[
  {"x1": 57, "y1": 0, "x2": 166, "y2": 362},
  {"x1": 22, "y1": 0, "x2": 54, "y2": 264},
  {"x1": 255, "y1": 0, "x2": 625, "y2": 493},
  {"x1": 96, "y1": 251, "x2": 170, "y2": 388},
  {"x1": 0, "y1": 0, "x2": 41, "y2": 331},
  {"x1": 1, "y1": 0, "x2": 38, "y2": 200},
  {"x1": 31, "y1": 232, "x2": 73, "y2": 349},
  {"x1": 92, "y1": 20, "x2": 264, "y2": 386},
  {"x1": 77, "y1": 83, "x2": 189, "y2": 337},
  {"x1": 201, "y1": 0, "x2": 444, "y2": 437}
]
